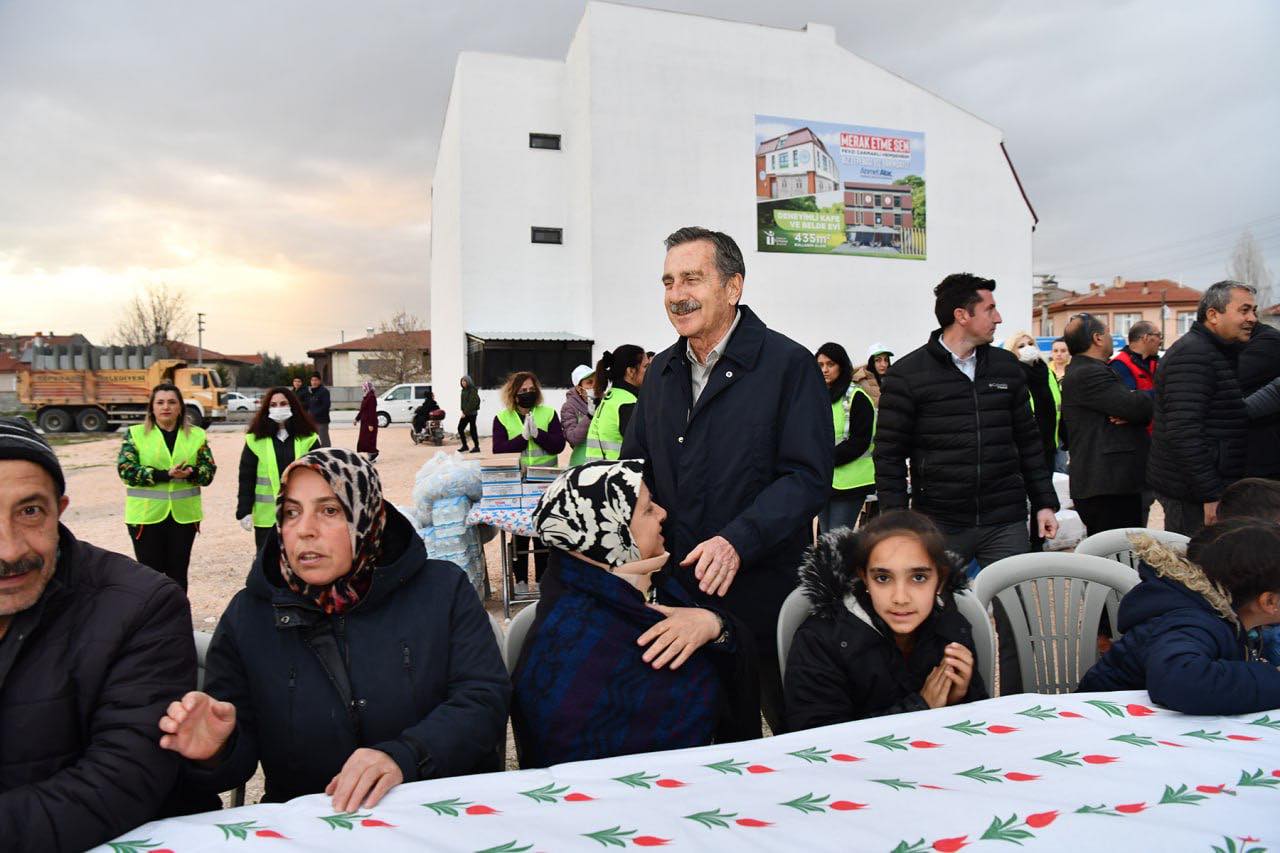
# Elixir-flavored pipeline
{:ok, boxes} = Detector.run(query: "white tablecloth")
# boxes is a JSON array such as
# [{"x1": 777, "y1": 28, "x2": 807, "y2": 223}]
[
  {"x1": 466, "y1": 505, "x2": 537, "y2": 538},
  {"x1": 99, "y1": 691, "x2": 1280, "y2": 852}
]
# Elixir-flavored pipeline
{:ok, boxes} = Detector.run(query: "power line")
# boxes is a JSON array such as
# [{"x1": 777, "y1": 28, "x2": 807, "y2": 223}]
[{"x1": 1045, "y1": 212, "x2": 1280, "y2": 275}]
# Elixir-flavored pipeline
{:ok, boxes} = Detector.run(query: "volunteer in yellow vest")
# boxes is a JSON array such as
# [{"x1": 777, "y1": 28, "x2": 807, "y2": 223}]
[
  {"x1": 585, "y1": 344, "x2": 648, "y2": 461},
  {"x1": 492, "y1": 371, "x2": 566, "y2": 592},
  {"x1": 815, "y1": 343, "x2": 876, "y2": 534},
  {"x1": 1006, "y1": 331, "x2": 1062, "y2": 551},
  {"x1": 237, "y1": 387, "x2": 319, "y2": 552},
  {"x1": 117, "y1": 382, "x2": 217, "y2": 591}
]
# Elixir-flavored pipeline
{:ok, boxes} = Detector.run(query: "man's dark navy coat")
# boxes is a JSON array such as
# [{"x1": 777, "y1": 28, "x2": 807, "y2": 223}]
[{"x1": 621, "y1": 305, "x2": 833, "y2": 652}]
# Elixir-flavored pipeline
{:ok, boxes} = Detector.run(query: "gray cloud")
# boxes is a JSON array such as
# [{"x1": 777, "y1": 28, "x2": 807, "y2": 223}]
[{"x1": 1, "y1": 0, "x2": 1276, "y2": 359}]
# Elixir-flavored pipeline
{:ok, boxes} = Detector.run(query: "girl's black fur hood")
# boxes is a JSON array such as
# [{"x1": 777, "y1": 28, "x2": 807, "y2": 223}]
[{"x1": 797, "y1": 527, "x2": 971, "y2": 627}]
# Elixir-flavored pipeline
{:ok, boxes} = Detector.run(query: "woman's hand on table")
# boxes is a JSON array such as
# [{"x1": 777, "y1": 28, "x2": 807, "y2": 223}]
[
  {"x1": 637, "y1": 604, "x2": 722, "y2": 670},
  {"x1": 158, "y1": 691, "x2": 236, "y2": 762},
  {"x1": 326, "y1": 748, "x2": 404, "y2": 812}
]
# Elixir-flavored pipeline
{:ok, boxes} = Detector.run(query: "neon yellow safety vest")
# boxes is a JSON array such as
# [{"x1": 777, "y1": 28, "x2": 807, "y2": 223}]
[
  {"x1": 833, "y1": 386, "x2": 876, "y2": 490},
  {"x1": 585, "y1": 386, "x2": 637, "y2": 461},
  {"x1": 245, "y1": 432, "x2": 320, "y2": 528},
  {"x1": 1029, "y1": 371, "x2": 1064, "y2": 447},
  {"x1": 497, "y1": 405, "x2": 557, "y2": 466},
  {"x1": 124, "y1": 423, "x2": 207, "y2": 525}
]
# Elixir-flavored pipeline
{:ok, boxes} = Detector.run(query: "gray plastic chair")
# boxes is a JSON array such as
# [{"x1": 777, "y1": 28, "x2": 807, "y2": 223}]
[
  {"x1": 1074, "y1": 527, "x2": 1189, "y2": 569},
  {"x1": 192, "y1": 630, "x2": 245, "y2": 808},
  {"x1": 952, "y1": 589, "x2": 996, "y2": 696},
  {"x1": 488, "y1": 613, "x2": 507, "y2": 670},
  {"x1": 973, "y1": 552, "x2": 1140, "y2": 695},
  {"x1": 503, "y1": 602, "x2": 538, "y2": 676},
  {"x1": 776, "y1": 586, "x2": 810, "y2": 681}
]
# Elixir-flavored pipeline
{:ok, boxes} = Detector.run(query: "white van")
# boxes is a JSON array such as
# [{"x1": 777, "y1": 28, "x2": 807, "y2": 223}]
[{"x1": 372, "y1": 383, "x2": 435, "y2": 426}]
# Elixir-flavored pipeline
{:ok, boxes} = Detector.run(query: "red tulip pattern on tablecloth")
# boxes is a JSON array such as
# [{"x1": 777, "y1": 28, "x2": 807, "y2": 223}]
[
  {"x1": 215, "y1": 821, "x2": 288, "y2": 840},
  {"x1": 683, "y1": 808, "x2": 774, "y2": 830},
  {"x1": 582, "y1": 826, "x2": 669, "y2": 847}
]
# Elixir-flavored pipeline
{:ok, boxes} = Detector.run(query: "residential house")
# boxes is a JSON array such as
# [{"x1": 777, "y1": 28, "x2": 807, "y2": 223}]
[{"x1": 1044, "y1": 278, "x2": 1203, "y2": 344}]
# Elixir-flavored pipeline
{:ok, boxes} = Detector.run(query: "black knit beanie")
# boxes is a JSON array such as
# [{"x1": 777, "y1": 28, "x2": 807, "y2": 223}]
[{"x1": 0, "y1": 417, "x2": 66, "y2": 495}]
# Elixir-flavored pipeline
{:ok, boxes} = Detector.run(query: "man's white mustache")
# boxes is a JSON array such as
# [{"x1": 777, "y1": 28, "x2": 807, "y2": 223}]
[{"x1": 669, "y1": 300, "x2": 701, "y2": 316}]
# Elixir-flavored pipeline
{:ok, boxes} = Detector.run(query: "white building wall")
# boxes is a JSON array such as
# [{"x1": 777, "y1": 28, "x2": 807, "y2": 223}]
[
  {"x1": 581, "y1": 4, "x2": 1034, "y2": 366},
  {"x1": 431, "y1": 3, "x2": 1036, "y2": 434}
]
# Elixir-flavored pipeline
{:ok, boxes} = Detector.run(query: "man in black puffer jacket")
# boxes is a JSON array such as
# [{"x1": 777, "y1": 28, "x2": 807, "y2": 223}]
[
  {"x1": 1238, "y1": 321, "x2": 1280, "y2": 480},
  {"x1": 875, "y1": 273, "x2": 1060, "y2": 565},
  {"x1": 1147, "y1": 280, "x2": 1258, "y2": 535},
  {"x1": 0, "y1": 417, "x2": 196, "y2": 853}
]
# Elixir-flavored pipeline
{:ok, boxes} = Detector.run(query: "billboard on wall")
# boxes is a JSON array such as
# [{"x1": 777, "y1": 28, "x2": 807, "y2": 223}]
[{"x1": 755, "y1": 115, "x2": 926, "y2": 259}]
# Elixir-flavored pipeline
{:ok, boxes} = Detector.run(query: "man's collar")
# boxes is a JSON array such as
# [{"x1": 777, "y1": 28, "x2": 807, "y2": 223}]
[
  {"x1": 667, "y1": 304, "x2": 766, "y2": 373},
  {"x1": 686, "y1": 307, "x2": 742, "y2": 366}
]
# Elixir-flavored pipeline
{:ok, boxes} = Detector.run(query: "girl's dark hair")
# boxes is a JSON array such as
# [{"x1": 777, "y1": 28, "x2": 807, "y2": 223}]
[
  {"x1": 1188, "y1": 518, "x2": 1280, "y2": 608},
  {"x1": 145, "y1": 383, "x2": 189, "y2": 433},
  {"x1": 851, "y1": 510, "x2": 955, "y2": 588},
  {"x1": 594, "y1": 344, "x2": 646, "y2": 402},
  {"x1": 1218, "y1": 478, "x2": 1280, "y2": 524},
  {"x1": 815, "y1": 342, "x2": 853, "y2": 400},
  {"x1": 248, "y1": 386, "x2": 318, "y2": 440}
]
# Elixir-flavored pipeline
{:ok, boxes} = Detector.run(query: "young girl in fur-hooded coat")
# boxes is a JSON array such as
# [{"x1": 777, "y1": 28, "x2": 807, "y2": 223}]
[{"x1": 784, "y1": 510, "x2": 987, "y2": 732}]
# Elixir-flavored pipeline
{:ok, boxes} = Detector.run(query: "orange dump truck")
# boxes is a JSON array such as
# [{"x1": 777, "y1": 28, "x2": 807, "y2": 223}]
[{"x1": 18, "y1": 345, "x2": 227, "y2": 433}]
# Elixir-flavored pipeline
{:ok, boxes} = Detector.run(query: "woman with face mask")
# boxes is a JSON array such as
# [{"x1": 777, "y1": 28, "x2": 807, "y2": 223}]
[
  {"x1": 160, "y1": 449, "x2": 509, "y2": 808},
  {"x1": 237, "y1": 387, "x2": 320, "y2": 552},
  {"x1": 1005, "y1": 332, "x2": 1060, "y2": 549},
  {"x1": 492, "y1": 371, "x2": 567, "y2": 591}
]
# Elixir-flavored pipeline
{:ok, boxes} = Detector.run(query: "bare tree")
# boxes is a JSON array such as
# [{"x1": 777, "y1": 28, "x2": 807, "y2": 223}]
[
  {"x1": 111, "y1": 282, "x2": 194, "y2": 347},
  {"x1": 360, "y1": 310, "x2": 430, "y2": 386},
  {"x1": 1228, "y1": 229, "x2": 1275, "y2": 310}
]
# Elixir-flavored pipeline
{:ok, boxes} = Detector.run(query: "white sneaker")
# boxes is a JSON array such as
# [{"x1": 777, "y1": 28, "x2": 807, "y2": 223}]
[{"x1": 515, "y1": 582, "x2": 529, "y2": 594}]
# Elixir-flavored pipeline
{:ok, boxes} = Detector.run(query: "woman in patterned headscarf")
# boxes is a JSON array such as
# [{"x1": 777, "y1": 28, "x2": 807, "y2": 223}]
[
  {"x1": 159, "y1": 448, "x2": 509, "y2": 810},
  {"x1": 511, "y1": 460, "x2": 760, "y2": 768}
]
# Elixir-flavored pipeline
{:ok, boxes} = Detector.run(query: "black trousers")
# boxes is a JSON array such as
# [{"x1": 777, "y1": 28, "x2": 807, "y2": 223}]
[
  {"x1": 458, "y1": 414, "x2": 479, "y2": 448},
  {"x1": 128, "y1": 515, "x2": 198, "y2": 592},
  {"x1": 511, "y1": 534, "x2": 548, "y2": 585},
  {"x1": 1074, "y1": 493, "x2": 1143, "y2": 537},
  {"x1": 254, "y1": 525, "x2": 273, "y2": 554},
  {"x1": 314, "y1": 423, "x2": 331, "y2": 448}
]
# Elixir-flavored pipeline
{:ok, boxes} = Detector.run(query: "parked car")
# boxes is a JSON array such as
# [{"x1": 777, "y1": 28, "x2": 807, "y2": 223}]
[
  {"x1": 369, "y1": 383, "x2": 434, "y2": 427},
  {"x1": 226, "y1": 391, "x2": 259, "y2": 412}
]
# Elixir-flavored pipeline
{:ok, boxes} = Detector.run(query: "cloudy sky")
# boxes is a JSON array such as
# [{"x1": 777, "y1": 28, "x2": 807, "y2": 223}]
[{"x1": 2, "y1": 0, "x2": 1276, "y2": 361}]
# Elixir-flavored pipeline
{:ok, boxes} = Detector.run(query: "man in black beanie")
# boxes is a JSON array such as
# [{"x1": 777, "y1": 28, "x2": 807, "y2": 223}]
[{"x1": 0, "y1": 417, "x2": 197, "y2": 852}]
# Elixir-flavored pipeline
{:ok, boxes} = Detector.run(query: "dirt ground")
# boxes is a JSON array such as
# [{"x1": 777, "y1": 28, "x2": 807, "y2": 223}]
[{"x1": 53, "y1": 419, "x2": 536, "y2": 802}]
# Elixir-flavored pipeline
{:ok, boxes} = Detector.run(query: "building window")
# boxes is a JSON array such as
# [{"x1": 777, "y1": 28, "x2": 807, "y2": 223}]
[
  {"x1": 779, "y1": 152, "x2": 790, "y2": 168},
  {"x1": 894, "y1": 213, "x2": 902, "y2": 226},
  {"x1": 895, "y1": 195, "x2": 902, "y2": 207},
  {"x1": 1112, "y1": 313, "x2": 1142, "y2": 337},
  {"x1": 769, "y1": 154, "x2": 775, "y2": 170},
  {"x1": 466, "y1": 335, "x2": 595, "y2": 390},
  {"x1": 1177, "y1": 311, "x2": 1195, "y2": 336},
  {"x1": 529, "y1": 133, "x2": 561, "y2": 150},
  {"x1": 531, "y1": 227, "x2": 563, "y2": 245},
  {"x1": 874, "y1": 213, "x2": 883, "y2": 226}
]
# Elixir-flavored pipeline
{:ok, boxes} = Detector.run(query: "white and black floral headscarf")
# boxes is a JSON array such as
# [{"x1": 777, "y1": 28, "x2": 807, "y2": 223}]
[{"x1": 533, "y1": 460, "x2": 645, "y2": 567}]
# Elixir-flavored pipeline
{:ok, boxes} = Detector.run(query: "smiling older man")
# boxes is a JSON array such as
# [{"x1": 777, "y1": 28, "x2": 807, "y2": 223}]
[
  {"x1": 621, "y1": 226, "x2": 832, "y2": 731},
  {"x1": 0, "y1": 416, "x2": 196, "y2": 853}
]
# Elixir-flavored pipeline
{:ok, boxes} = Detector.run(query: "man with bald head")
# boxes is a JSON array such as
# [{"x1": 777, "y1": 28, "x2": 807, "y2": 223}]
[
  {"x1": 0, "y1": 417, "x2": 196, "y2": 852},
  {"x1": 622, "y1": 226, "x2": 832, "y2": 732}
]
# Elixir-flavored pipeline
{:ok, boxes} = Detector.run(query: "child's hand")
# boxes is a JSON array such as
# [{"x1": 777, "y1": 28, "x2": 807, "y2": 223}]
[
  {"x1": 941, "y1": 643, "x2": 974, "y2": 705},
  {"x1": 920, "y1": 663, "x2": 951, "y2": 709}
]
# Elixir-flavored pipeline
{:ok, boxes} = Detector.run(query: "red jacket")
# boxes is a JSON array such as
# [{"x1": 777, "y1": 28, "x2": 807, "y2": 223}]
[{"x1": 1111, "y1": 347, "x2": 1157, "y2": 435}]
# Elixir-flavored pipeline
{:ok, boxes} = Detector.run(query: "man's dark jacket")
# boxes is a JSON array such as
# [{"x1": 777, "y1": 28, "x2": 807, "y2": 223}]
[
  {"x1": 184, "y1": 509, "x2": 510, "y2": 802},
  {"x1": 1060, "y1": 354, "x2": 1153, "y2": 500},
  {"x1": 1238, "y1": 323, "x2": 1280, "y2": 478},
  {"x1": 0, "y1": 525, "x2": 195, "y2": 853},
  {"x1": 1146, "y1": 322, "x2": 1247, "y2": 502},
  {"x1": 306, "y1": 383, "x2": 331, "y2": 424},
  {"x1": 621, "y1": 305, "x2": 832, "y2": 651},
  {"x1": 873, "y1": 330, "x2": 1059, "y2": 527}
]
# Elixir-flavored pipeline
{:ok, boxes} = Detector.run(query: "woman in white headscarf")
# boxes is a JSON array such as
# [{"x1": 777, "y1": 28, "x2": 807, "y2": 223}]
[
  {"x1": 353, "y1": 381, "x2": 380, "y2": 461},
  {"x1": 511, "y1": 460, "x2": 760, "y2": 769}
]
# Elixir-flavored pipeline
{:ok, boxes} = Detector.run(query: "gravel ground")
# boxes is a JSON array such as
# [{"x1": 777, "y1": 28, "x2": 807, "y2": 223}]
[{"x1": 53, "y1": 420, "x2": 537, "y2": 803}]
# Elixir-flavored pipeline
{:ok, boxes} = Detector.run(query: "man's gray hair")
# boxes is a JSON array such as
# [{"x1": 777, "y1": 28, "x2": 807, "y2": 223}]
[
  {"x1": 1197, "y1": 279, "x2": 1256, "y2": 323},
  {"x1": 1128, "y1": 320, "x2": 1158, "y2": 344},
  {"x1": 664, "y1": 226, "x2": 746, "y2": 284}
]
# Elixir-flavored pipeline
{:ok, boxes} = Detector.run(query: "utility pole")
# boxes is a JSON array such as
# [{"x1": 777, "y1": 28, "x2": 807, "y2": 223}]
[
  {"x1": 1160, "y1": 289, "x2": 1168, "y2": 343},
  {"x1": 197, "y1": 313, "x2": 206, "y2": 365}
]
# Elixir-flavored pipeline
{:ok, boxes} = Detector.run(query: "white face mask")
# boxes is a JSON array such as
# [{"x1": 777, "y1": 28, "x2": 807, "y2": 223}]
[
  {"x1": 267, "y1": 407, "x2": 292, "y2": 423},
  {"x1": 1017, "y1": 344, "x2": 1042, "y2": 364}
]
